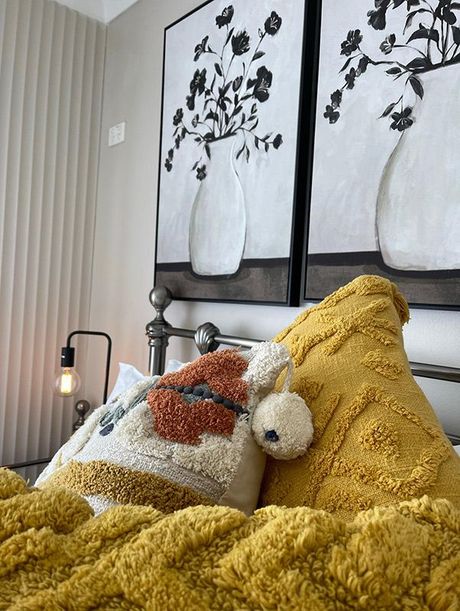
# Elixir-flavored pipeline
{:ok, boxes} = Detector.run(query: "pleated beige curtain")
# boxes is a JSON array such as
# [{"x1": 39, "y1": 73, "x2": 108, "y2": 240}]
[{"x1": 0, "y1": 0, "x2": 106, "y2": 467}]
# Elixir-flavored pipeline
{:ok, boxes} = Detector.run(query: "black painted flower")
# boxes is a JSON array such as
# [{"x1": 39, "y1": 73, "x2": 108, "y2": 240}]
[
  {"x1": 248, "y1": 66, "x2": 272, "y2": 102},
  {"x1": 194, "y1": 36, "x2": 209, "y2": 62},
  {"x1": 367, "y1": 0, "x2": 390, "y2": 30},
  {"x1": 330, "y1": 89, "x2": 342, "y2": 109},
  {"x1": 231, "y1": 30, "x2": 250, "y2": 56},
  {"x1": 340, "y1": 29, "x2": 362, "y2": 56},
  {"x1": 345, "y1": 67, "x2": 357, "y2": 89},
  {"x1": 435, "y1": 0, "x2": 457, "y2": 25},
  {"x1": 216, "y1": 5, "x2": 234, "y2": 28},
  {"x1": 172, "y1": 108, "x2": 183, "y2": 126},
  {"x1": 273, "y1": 133, "x2": 283, "y2": 149},
  {"x1": 190, "y1": 68, "x2": 207, "y2": 95},
  {"x1": 324, "y1": 105, "x2": 340, "y2": 124},
  {"x1": 191, "y1": 114, "x2": 199, "y2": 128},
  {"x1": 367, "y1": 9, "x2": 386, "y2": 30},
  {"x1": 390, "y1": 107, "x2": 414, "y2": 131},
  {"x1": 264, "y1": 11, "x2": 282, "y2": 36},
  {"x1": 186, "y1": 94, "x2": 195, "y2": 111},
  {"x1": 380, "y1": 33, "x2": 396, "y2": 55},
  {"x1": 196, "y1": 164, "x2": 207, "y2": 180},
  {"x1": 165, "y1": 157, "x2": 172, "y2": 172},
  {"x1": 356, "y1": 55, "x2": 369, "y2": 75},
  {"x1": 232, "y1": 75, "x2": 243, "y2": 91}
]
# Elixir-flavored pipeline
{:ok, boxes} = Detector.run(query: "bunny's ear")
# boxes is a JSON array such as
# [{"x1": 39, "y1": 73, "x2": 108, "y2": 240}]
[
  {"x1": 242, "y1": 342, "x2": 292, "y2": 398},
  {"x1": 251, "y1": 391, "x2": 314, "y2": 459}
]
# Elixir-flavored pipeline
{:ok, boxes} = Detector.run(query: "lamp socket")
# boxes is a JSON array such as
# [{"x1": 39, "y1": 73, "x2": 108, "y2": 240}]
[{"x1": 61, "y1": 346, "x2": 75, "y2": 367}]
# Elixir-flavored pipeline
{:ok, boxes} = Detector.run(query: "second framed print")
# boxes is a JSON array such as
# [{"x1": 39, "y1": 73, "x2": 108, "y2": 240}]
[
  {"x1": 304, "y1": 0, "x2": 460, "y2": 308},
  {"x1": 155, "y1": 0, "x2": 311, "y2": 305}
]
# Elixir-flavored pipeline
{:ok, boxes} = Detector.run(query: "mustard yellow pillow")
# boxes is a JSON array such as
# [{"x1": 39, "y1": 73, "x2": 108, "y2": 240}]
[{"x1": 260, "y1": 275, "x2": 460, "y2": 520}]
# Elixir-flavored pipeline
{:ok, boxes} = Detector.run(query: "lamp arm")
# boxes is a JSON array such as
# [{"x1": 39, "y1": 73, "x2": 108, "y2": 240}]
[{"x1": 66, "y1": 331, "x2": 112, "y2": 404}]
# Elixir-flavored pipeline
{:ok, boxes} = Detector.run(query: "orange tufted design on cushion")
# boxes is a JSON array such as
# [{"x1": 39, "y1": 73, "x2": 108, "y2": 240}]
[{"x1": 259, "y1": 275, "x2": 460, "y2": 520}]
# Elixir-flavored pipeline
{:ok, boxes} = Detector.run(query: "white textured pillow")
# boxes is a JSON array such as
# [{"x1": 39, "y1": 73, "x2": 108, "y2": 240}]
[
  {"x1": 106, "y1": 363, "x2": 146, "y2": 404},
  {"x1": 106, "y1": 360, "x2": 188, "y2": 404},
  {"x1": 164, "y1": 359, "x2": 189, "y2": 373}
]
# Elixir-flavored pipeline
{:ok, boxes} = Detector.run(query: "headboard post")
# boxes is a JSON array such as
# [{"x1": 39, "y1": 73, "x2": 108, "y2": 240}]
[{"x1": 146, "y1": 286, "x2": 172, "y2": 376}]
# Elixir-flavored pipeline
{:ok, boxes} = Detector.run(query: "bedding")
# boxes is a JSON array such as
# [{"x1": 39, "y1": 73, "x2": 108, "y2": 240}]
[
  {"x1": 1, "y1": 467, "x2": 459, "y2": 610},
  {"x1": 37, "y1": 342, "x2": 313, "y2": 516},
  {"x1": 260, "y1": 275, "x2": 460, "y2": 519},
  {"x1": 2, "y1": 274, "x2": 460, "y2": 610},
  {"x1": 106, "y1": 362, "x2": 146, "y2": 403}
]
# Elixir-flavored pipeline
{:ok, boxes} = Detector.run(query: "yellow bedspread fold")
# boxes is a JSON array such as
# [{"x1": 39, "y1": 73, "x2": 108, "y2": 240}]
[{"x1": 0, "y1": 468, "x2": 459, "y2": 610}]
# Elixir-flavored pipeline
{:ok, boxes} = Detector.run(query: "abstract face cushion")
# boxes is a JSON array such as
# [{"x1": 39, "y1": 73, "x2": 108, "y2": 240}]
[
  {"x1": 259, "y1": 275, "x2": 460, "y2": 520},
  {"x1": 37, "y1": 342, "x2": 313, "y2": 515}
]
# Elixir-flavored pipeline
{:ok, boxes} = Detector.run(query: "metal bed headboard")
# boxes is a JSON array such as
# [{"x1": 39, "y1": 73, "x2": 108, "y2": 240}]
[
  {"x1": 146, "y1": 285, "x2": 460, "y2": 444},
  {"x1": 4, "y1": 285, "x2": 460, "y2": 472}
]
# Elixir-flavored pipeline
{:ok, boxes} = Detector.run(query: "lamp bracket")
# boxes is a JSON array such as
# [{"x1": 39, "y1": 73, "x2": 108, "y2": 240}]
[{"x1": 62, "y1": 330, "x2": 112, "y2": 405}]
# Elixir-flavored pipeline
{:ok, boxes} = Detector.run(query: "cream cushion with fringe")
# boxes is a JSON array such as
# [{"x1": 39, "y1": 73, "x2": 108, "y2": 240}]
[
  {"x1": 38, "y1": 343, "x2": 312, "y2": 516},
  {"x1": 260, "y1": 275, "x2": 460, "y2": 520}
]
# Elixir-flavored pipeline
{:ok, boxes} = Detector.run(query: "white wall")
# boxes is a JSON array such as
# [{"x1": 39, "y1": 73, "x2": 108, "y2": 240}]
[{"x1": 89, "y1": 0, "x2": 460, "y2": 438}]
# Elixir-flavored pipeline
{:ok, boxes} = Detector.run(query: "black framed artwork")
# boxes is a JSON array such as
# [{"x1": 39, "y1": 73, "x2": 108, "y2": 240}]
[
  {"x1": 154, "y1": 0, "x2": 312, "y2": 305},
  {"x1": 304, "y1": 0, "x2": 460, "y2": 309}
]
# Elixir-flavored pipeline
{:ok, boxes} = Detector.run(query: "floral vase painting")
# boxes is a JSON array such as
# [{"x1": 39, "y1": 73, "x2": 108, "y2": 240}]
[
  {"x1": 155, "y1": 0, "x2": 308, "y2": 305},
  {"x1": 167, "y1": 7, "x2": 283, "y2": 277},
  {"x1": 305, "y1": 0, "x2": 460, "y2": 307}
]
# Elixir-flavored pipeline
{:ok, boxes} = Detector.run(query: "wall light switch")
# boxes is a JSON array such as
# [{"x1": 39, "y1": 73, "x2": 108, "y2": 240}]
[{"x1": 108, "y1": 121, "x2": 126, "y2": 147}]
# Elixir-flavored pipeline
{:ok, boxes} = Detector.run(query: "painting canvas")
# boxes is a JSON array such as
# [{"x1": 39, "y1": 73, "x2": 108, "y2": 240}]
[
  {"x1": 305, "y1": 0, "x2": 460, "y2": 308},
  {"x1": 155, "y1": 0, "x2": 308, "y2": 305}
]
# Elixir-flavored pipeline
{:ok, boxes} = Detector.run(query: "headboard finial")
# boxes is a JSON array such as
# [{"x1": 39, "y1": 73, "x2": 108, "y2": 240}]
[{"x1": 149, "y1": 286, "x2": 172, "y2": 312}]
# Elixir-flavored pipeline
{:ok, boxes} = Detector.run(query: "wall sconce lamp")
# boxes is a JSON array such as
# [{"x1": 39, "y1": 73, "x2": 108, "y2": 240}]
[{"x1": 54, "y1": 330, "x2": 112, "y2": 430}]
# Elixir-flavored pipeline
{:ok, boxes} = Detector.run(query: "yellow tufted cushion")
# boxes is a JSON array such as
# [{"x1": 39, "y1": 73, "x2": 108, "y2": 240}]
[{"x1": 259, "y1": 275, "x2": 460, "y2": 520}]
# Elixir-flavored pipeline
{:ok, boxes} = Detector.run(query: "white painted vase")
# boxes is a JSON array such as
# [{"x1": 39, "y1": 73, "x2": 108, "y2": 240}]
[
  {"x1": 376, "y1": 65, "x2": 460, "y2": 271},
  {"x1": 189, "y1": 136, "x2": 246, "y2": 276}
]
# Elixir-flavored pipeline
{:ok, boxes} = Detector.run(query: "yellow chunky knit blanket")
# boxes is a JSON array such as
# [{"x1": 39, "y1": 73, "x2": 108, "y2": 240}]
[{"x1": 1, "y1": 468, "x2": 459, "y2": 610}]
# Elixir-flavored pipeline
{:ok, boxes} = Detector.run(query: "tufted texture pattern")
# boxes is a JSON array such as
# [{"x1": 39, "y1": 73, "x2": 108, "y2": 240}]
[
  {"x1": 1, "y1": 468, "x2": 460, "y2": 610},
  {"x1": 259, "y1": 275, "x2": 460, "y2": 519},
  {"x1": 37, "y1": 343, "x2": 306, "y2": 517}
]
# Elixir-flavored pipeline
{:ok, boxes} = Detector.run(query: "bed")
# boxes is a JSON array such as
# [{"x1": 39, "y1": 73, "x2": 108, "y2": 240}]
[
  {"x1": 1, "y1": 275, "x2": 460, "y2": 610},
  {"x1": 146, "y1": 285, "x2": 460, "y2": 444}
]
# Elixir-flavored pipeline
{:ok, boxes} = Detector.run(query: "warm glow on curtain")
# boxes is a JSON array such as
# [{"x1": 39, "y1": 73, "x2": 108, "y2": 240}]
[{"x1": 0, "y1": 0, "x2": 106, "y2": 468}]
